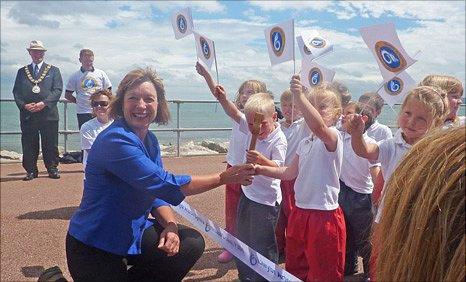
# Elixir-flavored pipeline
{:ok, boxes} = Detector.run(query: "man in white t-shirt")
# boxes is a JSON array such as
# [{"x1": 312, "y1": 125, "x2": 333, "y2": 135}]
[{"x1": 65, "y1": 49, "x2": 112, "y2": 129}]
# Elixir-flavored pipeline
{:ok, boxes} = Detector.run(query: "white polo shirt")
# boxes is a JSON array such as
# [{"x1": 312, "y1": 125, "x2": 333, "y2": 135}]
[
  {"x1": 80, "y1": 117, "x2": 113, "y2": 173},
  {"x1": 366, "y1": 120, "x2": 393, "y2": 142},
  {"x1": 238, "y1": 115, "x2": 287, "y2": 206},
  {"x1": 226, "y1": 121, "x2": 247, "y2": 165},
  {"x1": 66, "y1": 68, "x2": 112, "y2": 114},
  {"x1": 375, "y1": 128, "x2": 412, "y2": 222},
  {"x1": 340, "y1": 131, "x2": 380, "y2": 194},
  {"x1": 294, "y1": 127, "x2": 343, "y2": 210},
  {"x1": 280, "y1": 118, "x2": 311, "y2": 166}
]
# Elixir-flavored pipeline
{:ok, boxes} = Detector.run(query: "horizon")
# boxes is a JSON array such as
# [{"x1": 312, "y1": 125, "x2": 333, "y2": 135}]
[{"x1": 1, "y1": 1, "x2": 465, "y2": 101}]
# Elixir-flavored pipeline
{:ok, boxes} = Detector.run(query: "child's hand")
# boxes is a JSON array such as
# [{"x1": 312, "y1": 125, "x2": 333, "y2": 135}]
[
  {"x1": 290, "y1": 75, "x2": 302, "y2": 96},
  {"x1": 246, "y1": 150, "x2": 266, "y2": 165},
  {"x1": 254, "y1": 164, "x2": 263, "y2": 175},
  {"x1": 195, "y1": 61, "x2": 208, "y2": 77},
  {"x1": 346, "y1": 113, "x2": 365, "y2": 135},
  {"x1": 214, "y1": 85, "x2": 227, "y2": 100}
]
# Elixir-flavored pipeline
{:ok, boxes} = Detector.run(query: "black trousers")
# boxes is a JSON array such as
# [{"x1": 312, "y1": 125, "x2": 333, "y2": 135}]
[
  {"x1": 20, "y1": 120, "x2": 59, "y2": 173},
  {"x1": 338, "y1": 180, "x2": 373, "y2": 275},
  {"x1": 77, "y1": 113, "x2": 94, "y2": 129},
  {"x1": 66, "y1": 222, "x2": 205, "y2": 282}
]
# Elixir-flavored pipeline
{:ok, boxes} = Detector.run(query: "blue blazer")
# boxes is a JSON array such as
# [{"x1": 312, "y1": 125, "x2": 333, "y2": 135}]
[{"x1": 68, "y1": 119, "x2": 190, "y2": 255}]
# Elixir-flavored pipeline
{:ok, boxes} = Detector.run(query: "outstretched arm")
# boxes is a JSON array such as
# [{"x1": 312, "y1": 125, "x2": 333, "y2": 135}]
[
  {"x1": 214, "y1": 85, "x2": 243, "y2": 124},
  {"x1": 255, "y1": 154, "x2": 299, "y2": 181},
  {"x1": 290, "y1": 75, "x2": 338, "y2": 152},
  {"x1": 181, "y1": 164, "x2": 254, "y2": 196},
  {"x1": 196, "y1": 61, "x2": 217, "y2": 95},
  {"x1": 347, "y1": 114, "x2": 379, "y2": 160}
]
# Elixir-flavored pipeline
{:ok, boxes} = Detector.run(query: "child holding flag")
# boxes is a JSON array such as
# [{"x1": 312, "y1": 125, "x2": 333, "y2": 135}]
[
  {"x1": 255, "y1": 75, "x2": 346, "y2": 281},
  {"x1": 196, "y1": 62, "x2": 269, "y2": 263}
]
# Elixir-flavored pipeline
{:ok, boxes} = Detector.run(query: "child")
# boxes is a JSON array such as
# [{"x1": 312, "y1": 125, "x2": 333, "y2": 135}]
[
  {"x1": 196, "y1": 62, "x2": 268, "y2": 263},
  {"x1": 358, "y1": 92, "x2": 393, "y2": 142},
  {"x1": 419, "y1": 74, "x2": 465, "y2": 127},
  {"x1": 214, "y1": 87, "x2": 287, "y2": 281},
  {"x1": 276, "y1": 89, "x2": 310, "y2": 258},
  {"x1": 256, "y1": 75, "x2": 345, "y2": 281},
  {"x1": 339, "y1": 101, "x2": 380, "y2": 277},
  {"x1": 323, "y1": 81, "x2": 351, "y2": 131},
  {"x1": 80, "y1": 89, "x2": 114, "y2": 173},
  {"x1": 348, "y1": 85, "x2": 449, "y2": 223}
]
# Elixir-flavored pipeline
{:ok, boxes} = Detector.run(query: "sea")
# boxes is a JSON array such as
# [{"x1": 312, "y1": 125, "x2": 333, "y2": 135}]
[{"x1": 1, "y1": 100, "x2": 464, "y2": 157}]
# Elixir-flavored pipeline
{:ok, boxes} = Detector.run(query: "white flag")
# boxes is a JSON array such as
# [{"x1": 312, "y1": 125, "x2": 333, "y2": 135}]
[
  {"x1": 297, "y1": 31, "x2": 333, "y2": 61},
  {"x1": 193, "y1": 31, "x2": 215, "y2": 69},
  {"x1": 171, "y1": 7, "x2": 194, "y2": 39},
  {"x1": 377, "y1": 71, "x2": 416, "y2": 107},
  {"x1": 264, "y1": 19, "x2": 294, "y2": 66},
  {"x1": 300, "y1": 58, "x2": 335, "y2": 89},
  {"x1": 359, "y1": 22, "x2": 417, "y2": 82}
]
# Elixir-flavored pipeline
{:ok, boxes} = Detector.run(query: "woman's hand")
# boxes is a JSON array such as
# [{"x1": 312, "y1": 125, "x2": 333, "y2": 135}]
[
  {"x1": 220, "y1": 164, "x2": 254, "y2": 186},
  {"x1": 157, "y1": 222, "x2": 180, "y2": 256}
]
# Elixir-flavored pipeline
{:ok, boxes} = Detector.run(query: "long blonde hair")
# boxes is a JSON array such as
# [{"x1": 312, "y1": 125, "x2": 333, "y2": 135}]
[
  {"x1": 375, "y1": 126, "x2": 465, "y2": 281},
  {"x1": 419, "y1": 74, "x2": 464, "y2": 96}
]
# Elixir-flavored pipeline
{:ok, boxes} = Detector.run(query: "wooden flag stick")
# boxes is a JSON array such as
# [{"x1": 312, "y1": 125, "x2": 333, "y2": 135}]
[{"x1": 247, "y1": 112, "x2": 264, "y2": 163}]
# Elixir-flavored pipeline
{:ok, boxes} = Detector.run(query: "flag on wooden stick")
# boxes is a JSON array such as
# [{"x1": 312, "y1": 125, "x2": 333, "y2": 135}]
[
  {"x1": 300, "y1": 58, "x2": 336, "y2": 89},
  {"x1": 171, "y1": 7, "x2": 194, "y2": 39},
  {"x1": 264, "y1": 19, "x2": 295, "y2": 66},
  {"x1": 297, "y1": 31, "x2": 333, "y2": 61}
]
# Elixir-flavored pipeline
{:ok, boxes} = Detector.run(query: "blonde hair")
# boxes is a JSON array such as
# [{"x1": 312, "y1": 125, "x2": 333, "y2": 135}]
[
  {"x1": 375, "y1": 126, "x2": 465, "y2": 282},
  {"x1": 108, "y1": 68, "x2": 170, "y2": 125},
  {"x1": 280, "y1": 89, "x2": 292, "y2": 104},
  {"x1": 234, "y1": 80, "x2": 267, "y2": 109},
  {"x1": 419, "y1": 74, "x2": 464, "y2": 96},
  {"x1": 309, "y1": 87, "x2": 342, "y2": 125},
  {"x1": 244, "y1": 92, "x2": 275, "y2": 117},
  {"x1": 399, "y1": 86, "x2": 449, "y2": 129}
]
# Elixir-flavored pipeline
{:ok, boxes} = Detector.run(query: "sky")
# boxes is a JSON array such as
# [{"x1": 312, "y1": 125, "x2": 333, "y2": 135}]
[{"x1": 1, "y1": 1, "x2": 465, "y2": 101}]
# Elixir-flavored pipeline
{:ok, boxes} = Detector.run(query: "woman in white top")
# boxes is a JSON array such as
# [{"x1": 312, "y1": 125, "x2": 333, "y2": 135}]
[{"x1": 80, "y1": 89, "x2": 114, "y2": 173}]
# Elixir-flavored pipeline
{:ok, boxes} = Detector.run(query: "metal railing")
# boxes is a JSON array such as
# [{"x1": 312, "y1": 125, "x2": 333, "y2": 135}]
[
  {"x1": 0, "y1": 98, "x2": 232, "y2": 157},
  {"x1": 2, "y1": 98, "x2": 464, "y2": 157}
]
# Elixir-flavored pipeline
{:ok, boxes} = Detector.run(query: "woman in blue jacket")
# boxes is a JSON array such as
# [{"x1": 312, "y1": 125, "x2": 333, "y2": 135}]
[{"x1": 66, "y1": 68, "x2": 254, "y2": 282}]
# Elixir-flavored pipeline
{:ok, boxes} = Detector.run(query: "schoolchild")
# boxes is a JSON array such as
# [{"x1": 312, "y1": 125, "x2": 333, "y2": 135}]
[
  {"x1": 195, "y1": 62, "x2": 268, "y2": 263},
  {"x1": 275, "y1": 89, "x2": 310, "y2": 257},
  {"x1": 348, "y1": 85, "x2": 449, "y2": 222},
  {"x1": 358, "y1": 92, "x2": 393, "y2": 142},
  {"x1": 256, "y1": 75, "x2": 345, "y2": 281},
  {"x1": 324, "y1": 81, "x2": 351, "y2": 130},
  {"x1": 212, "y1": 86, "x2": 286, "y2": 281},
  {"x1": 419, "y1": 74, "x2": 464, "y2": 128},
  {"x1": 339, "y1": 101, "x2": 380, "y2": 277}
]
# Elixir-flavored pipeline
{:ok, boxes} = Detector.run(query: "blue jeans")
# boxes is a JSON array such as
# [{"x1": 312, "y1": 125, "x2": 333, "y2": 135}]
[
  {"x1": 235, "y1": 191, "x2": 280, "y2": 281},
  {"x1": 338, "y1": 179, "x2": 373, "y2": 275}
]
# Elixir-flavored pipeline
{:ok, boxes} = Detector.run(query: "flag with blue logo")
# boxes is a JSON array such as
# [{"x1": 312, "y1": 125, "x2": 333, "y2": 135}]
[
  {"x1": 193, "y1": 31, "x2": 216, "y2": 70},
  {"x1": 300, "y1": 58, "x2": 335, "y2": 89},
  {"x1": 377, "y1": 71, "x2": 416, "y2": 107},
  {"x1": 359, "y1": 23, "x2": 417, "y2": 82},
  {"x1": 171, "y1": 7, "x2": 194, "y2": 39},
  {"x1": 297, "y1": 31, "x2": 333, "y2": 61},
  {"x1": 264, "y1": 19, "x2": 294, "y2": 66}
]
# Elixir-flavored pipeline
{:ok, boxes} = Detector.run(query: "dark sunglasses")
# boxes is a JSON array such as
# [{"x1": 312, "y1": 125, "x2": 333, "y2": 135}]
[{"x1": 91, "y1": 101, "x2": 109, "y2": 108}]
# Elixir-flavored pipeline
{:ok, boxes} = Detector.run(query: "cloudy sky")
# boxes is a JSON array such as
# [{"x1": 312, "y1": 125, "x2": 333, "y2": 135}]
[{"x1": 1, "y1": 1, "x2": 464, "y2": 101}]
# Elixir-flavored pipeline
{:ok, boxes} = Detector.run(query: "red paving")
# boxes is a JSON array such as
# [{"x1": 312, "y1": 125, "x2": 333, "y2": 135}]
[{"x1": 1, "y1": 155, "x2": 242, "y2": 281}]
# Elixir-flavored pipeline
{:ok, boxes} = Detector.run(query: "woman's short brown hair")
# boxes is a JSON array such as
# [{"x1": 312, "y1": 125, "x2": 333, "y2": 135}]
[{"x1": 108, "y1": 68, "x2": 170, "y2": 125}]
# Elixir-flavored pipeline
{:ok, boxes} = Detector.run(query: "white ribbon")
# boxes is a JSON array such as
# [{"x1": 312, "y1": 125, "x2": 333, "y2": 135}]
[{"x1": 172, "y1": 201, "x2": 301, "y2": 281}]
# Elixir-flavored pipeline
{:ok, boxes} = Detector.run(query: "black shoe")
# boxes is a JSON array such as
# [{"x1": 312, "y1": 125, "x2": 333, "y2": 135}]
[
  {"x1": 48, "y1": 170, "x2": 60, "y2": 179},
  {"x1": 23, "y1": 172, "x2": 38, "y2": 181}
]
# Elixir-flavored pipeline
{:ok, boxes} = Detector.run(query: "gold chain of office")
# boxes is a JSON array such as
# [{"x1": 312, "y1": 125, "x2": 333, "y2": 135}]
[{"x1": 24, "y1": 64, "x2": 52, "y2": 94}]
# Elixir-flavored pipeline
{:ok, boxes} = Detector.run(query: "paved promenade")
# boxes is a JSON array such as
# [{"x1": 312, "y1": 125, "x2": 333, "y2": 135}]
[{"x1": 1, "y1": 155, "x2": 244, "y2": 281}]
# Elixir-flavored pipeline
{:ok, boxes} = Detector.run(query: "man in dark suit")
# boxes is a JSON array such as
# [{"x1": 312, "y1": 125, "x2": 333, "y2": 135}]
[{"x1": 13, "y1": 40, "x2": 63, "y2": 181}]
